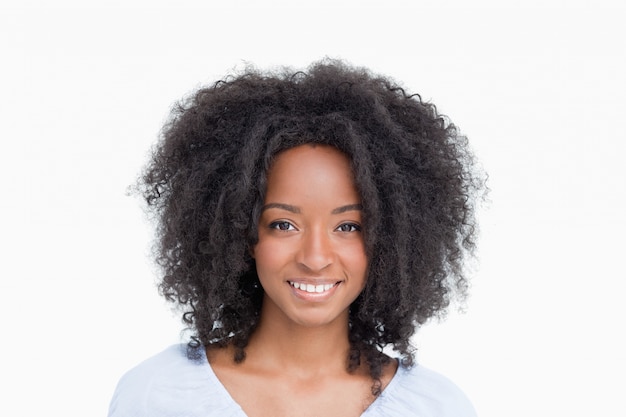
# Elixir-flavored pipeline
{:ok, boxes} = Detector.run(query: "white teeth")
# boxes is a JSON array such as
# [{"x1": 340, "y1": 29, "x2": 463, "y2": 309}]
[{"x1": 290, "y1": 282, "x2": 336, "y2": 293}]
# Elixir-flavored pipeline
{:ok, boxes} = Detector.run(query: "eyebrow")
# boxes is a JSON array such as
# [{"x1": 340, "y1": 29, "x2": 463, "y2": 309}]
[
  {"x1": 331, "y1": 204, "x2": 363, "y2": 214},
  {"x1": 261, "y1": 203, "x2": 301, "y2": 214},
  {"x1": 261, "y1": 203, "x2": 363, "y2": 214}
]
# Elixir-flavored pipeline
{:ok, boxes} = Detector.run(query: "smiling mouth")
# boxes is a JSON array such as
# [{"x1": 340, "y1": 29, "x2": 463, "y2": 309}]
[{"x1": 288, "y1": 281, "x2": 340, "y2": 293}]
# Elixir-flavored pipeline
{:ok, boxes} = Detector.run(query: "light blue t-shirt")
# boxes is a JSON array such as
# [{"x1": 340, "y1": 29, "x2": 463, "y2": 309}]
[{"x1": 108, "y1": 344, "x2": 476, "y2": 417}]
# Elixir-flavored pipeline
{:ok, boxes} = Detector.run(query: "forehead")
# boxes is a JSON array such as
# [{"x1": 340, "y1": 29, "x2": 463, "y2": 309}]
[{"x1": 265, "y1": 144, "x2": 359, "y2": 200}]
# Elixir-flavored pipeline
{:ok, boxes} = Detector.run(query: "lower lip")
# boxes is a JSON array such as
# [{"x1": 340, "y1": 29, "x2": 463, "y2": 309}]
[{"x1": 288, "y1": 282, "x2": 341, "y2": 302}]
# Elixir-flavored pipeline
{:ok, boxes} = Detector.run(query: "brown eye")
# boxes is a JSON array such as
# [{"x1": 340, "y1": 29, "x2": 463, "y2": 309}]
[
  {"x1": 336, "y1": 223, "x2": 361, "y2": 232},
  {"x1": 270, "y1": 221, "x2": 295, "y2": 231}
]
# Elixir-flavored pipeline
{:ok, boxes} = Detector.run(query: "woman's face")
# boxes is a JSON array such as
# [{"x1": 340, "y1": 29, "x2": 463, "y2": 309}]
[{"x1": 253, "y1": 144, "x2": 368, "y2": 329}]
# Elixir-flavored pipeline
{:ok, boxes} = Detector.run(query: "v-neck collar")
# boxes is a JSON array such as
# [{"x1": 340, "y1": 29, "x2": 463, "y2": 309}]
[{"x1": 198, "y1": 347, "x2": 404, "y2": 417}]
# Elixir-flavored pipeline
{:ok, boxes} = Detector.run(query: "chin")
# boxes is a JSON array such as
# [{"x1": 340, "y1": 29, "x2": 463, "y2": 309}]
[{"x1": 287, "y1": 309, "x2": 349, "y2": 329}]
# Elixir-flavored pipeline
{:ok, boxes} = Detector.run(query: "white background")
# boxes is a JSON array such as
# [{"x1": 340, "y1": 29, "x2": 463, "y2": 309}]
[{"x1": 1, "y1": 1, "x2": 625, "y2": 416}]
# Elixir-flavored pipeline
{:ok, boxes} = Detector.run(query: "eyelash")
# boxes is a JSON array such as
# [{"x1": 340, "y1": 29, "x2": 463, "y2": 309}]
[{"x1": 268, "y1": 221, "x2": 361, "y2": 233}]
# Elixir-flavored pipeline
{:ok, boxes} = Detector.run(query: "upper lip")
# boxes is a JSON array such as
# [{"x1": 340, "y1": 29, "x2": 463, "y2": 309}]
[{"x1": 287, "y1": 278, "x2": 342, "y2": 285}]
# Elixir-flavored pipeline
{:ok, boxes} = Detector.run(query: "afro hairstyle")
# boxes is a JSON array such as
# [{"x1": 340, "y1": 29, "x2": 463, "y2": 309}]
[{"x1": 139, "y1": 59, "x2": 484, "y2": 393}]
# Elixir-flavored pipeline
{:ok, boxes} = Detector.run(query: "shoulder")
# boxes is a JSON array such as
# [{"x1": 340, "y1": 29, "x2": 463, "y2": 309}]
[
  {"x1": 364, "y1": 362, "x2": 477, "y2": 417},
  {"x1": 107, "y1": 344, "x2": 240, "y2": 417}
]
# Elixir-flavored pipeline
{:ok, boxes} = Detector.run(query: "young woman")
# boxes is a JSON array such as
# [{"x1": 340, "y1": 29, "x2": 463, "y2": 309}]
[{"x1": 108, "y1": 60, "x2": 484, "y2": 416}]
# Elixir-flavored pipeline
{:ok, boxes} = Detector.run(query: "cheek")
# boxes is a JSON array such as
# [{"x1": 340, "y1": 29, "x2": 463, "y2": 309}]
[
  {"x1": 339, "y1": 245, "x2": 369, "y2": 281},
  {"x1": 252, "y1": 240, "x2": 288, "y2": 273}
]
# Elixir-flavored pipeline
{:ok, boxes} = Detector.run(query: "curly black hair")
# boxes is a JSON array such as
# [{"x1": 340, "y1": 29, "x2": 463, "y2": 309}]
[{"x1": 139, "y1": 59, "x2": 484, "y2": 394}]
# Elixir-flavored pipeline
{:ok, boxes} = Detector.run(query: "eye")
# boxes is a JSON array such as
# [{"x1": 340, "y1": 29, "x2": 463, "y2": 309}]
[
  {"x1": 336, "y1": 223, "x2": 361, "y2": 233},
  {"x1": 269, "y1": 221, "x2": 296, "y2": 231}
]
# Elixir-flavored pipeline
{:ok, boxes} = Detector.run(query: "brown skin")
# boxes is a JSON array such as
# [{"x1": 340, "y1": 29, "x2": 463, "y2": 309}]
[{"x1": 207, "y1": 145, "x2": 398, "y2": 417}]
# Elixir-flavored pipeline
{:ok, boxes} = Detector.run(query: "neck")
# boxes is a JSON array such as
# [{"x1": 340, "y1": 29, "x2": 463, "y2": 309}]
[{"x1": 244, "y1": 303, "x2": 352, "y2": 376}]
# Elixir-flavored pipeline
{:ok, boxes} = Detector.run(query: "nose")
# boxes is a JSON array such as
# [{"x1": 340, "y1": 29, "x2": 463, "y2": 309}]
[{"x1": 296, "y1": 226, "x2": 334, "y2": 272}]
